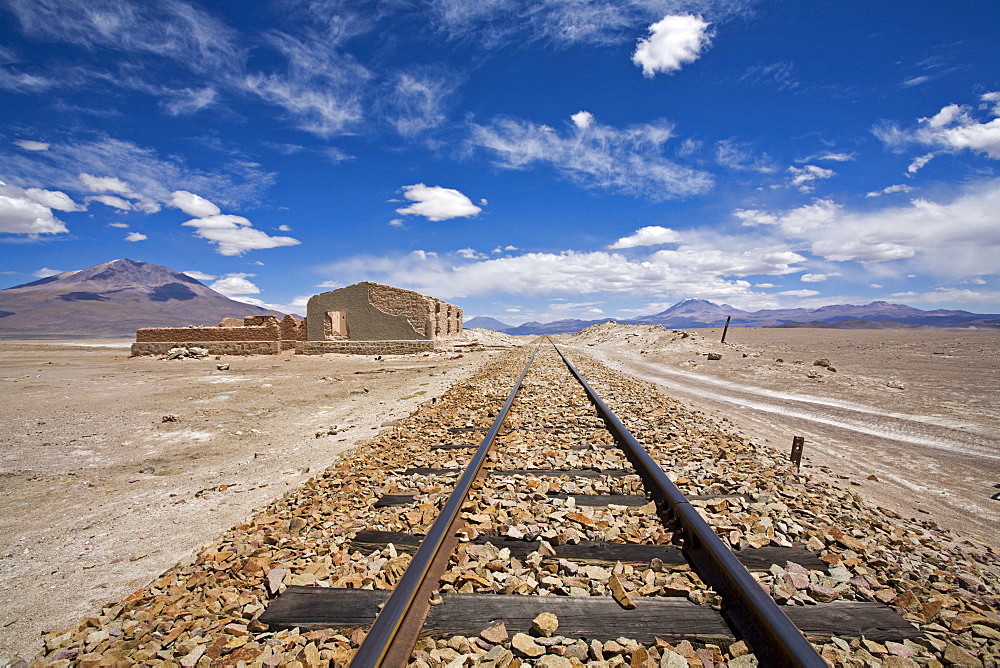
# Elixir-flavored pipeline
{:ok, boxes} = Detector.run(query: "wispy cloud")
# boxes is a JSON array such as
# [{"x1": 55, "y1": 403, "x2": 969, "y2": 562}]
[
  {"x1": 427, "y1": 0, "x2": 752, "y2": 48},
  {"x1": 471, "y1": 112, "x2": 713, "y2": 200},
  {"x1": 739, "y1": 61, "x2": 798, "y2": 90},
  {"x1": 0, "y1": 135, "x2": 276, "y2": 211},
  {"x1": 796, "y1": 151, "x2": 855, "y2": 163},
  {"x1": 14, "y1": 140, "x2": 50, "y2": 151},
  {"x1": 384, "y1": 69, "x2": 457, "y2": 138},
  {"x1": 866, "y1": 184, "x2": 913, "y2": 198},
  {"x1": 242, "y1": 29, "x2": 369, "y2": 136},
  {"x1": 787, "y1": 164, "x2": 835, "y2": 192},
  {"x1": 715, "y1": 138, "x2": 775, "y2": 173}
]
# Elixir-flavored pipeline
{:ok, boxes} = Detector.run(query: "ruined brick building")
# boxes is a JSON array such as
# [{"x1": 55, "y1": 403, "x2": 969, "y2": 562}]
[{"x1": 131, "y1": 282, "x2": 463, "y2": 356}]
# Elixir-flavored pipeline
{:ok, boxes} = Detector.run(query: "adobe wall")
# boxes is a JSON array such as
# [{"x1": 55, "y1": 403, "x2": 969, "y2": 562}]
[
  {"x1": 306, "y1": 282, "x2": 462, "y2": 342},
  {"x1": 306, "y1": 283, "x2": 427, "y2": 341},
  {"x1": 135, "y1": 324, "x2": 281, "y2": 343},
  {"x1": 279, "y1": 315, "x2": 307, "y2": 342},
  {"x1": 434, "y1": 301, "x2": 462, "y2": 339}
]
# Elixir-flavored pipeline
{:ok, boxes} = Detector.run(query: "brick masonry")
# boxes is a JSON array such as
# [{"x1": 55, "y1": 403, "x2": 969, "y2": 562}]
[{"x1": 131, "y1": 284, "x2": 460, "y2": 356}]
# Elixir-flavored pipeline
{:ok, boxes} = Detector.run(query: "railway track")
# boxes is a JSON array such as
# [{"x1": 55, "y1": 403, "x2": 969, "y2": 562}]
[{"x1": 262, "y1": 344, "x2": 917, "y2": 666}]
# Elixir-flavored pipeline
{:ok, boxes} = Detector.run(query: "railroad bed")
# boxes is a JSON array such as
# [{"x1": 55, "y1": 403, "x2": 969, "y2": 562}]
[{"x1": 34, "y1": 346, "x2": 1000, "y2": 667}]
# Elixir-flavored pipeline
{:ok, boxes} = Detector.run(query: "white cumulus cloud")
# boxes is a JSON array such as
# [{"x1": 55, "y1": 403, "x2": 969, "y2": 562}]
[
  {"x1": 609, "y1": 225, "x2": 681, "y2": 249},
  {"x1": 182, "y1": 214, "x2": 301, "y2": 256},
  {"x1": 632, "y1": 15, "x2": 712, "y2": 77},
  {"x1": 182, "y1": 270, "x2": 216, "y2": 282},
  {"x1": 170, "y1": 190, "x2": 221, "y2": 218},
  {"x1": 124, "y1": 232, "x2": 147, "y2": 242},
  {"x1": 0, "y1": 181, "x2": 69, "y2": 235},
  {"x1": 24, "y1": 187, "x2": 84, "y2": 212},
  {"x1": 571, "y1": 111, "x2": 594, "y2": 129},
  {"x1": 874, "y1": 92, "x2": 1000, "y2": 162},
  {"x1": 79, "y1": 172, "x2": 160, "y2": 213},
  {"x1": 210, "y1": 273, "x2": 261, "y2": 296},
  {"x1": 395, "y1": 184, "x2": 482, "y2": 221},
  {"x1": 736, "y1": 179, "x2": 1000, "y2": 275}
]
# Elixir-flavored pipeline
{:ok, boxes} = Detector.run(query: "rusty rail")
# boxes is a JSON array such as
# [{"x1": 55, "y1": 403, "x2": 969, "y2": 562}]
[
  {"x1": 350, "y1": 343, "x2": 823, "y2": 666},
  {"x1": 553, "y1": 344, "x2": 824, "y2": 667},
  {"x1": 350, "y1": 346, "x2": 539, "y2": 667}
]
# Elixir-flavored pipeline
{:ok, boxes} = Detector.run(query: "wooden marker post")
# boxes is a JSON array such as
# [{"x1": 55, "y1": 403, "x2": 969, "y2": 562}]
[
  {"x1": 720, "y1": 315, "x2": 731, "y2": 343},
  {"x1": 790, "y1": 436, "x2": 804, "y2": 468}
]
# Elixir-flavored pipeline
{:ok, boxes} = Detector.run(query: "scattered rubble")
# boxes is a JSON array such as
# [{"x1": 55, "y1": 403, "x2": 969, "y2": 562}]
[{"x1": 160, "y1": 346, "x2": 209, "y2": 360}]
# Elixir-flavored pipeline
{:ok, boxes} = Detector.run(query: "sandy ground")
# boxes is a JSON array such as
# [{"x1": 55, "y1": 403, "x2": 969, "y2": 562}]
[
  {"x1": 2, "y1": 327, "x2": 998, "y2": 661},
  {"x1": 0, "y1": 342, "x2": 497, "y2": 661},
  {"x1": 567, "y1": 325, "x2": 1000, "y2": 552}
]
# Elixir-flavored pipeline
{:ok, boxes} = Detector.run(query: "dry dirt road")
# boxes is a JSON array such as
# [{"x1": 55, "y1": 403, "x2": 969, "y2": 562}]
[
  {"x1": 0, "y1": 342, "x2": 497, "y2": 661},
  {"x1": 570, "y1": 325, "x2": 1000, "y2": 551}
]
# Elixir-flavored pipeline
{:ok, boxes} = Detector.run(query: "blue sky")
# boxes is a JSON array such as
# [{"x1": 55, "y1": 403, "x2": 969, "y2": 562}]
[{"x1": 1, "y1": 0, "x2": 999, "y2": 323}]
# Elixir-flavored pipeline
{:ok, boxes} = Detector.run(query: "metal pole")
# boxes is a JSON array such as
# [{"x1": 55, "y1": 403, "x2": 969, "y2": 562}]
[
  {"x1": 791, "y1": 436, "x2": 804, "y2": 468},
  {"x1": 720, "y1": 315, "x2": 731, "y2": 343}
]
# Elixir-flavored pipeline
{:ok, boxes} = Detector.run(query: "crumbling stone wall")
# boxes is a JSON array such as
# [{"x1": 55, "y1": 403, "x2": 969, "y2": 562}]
[
  {"x1": 279, "y1": 315, "x2": 307, "y2": 343},
  {"x1": 135, "y1": 324, "x2": 281, "y2": 342},
  {"x1": 132, "y1": 314, "x2": 307, "y2": 355},
  {"x1": 306, "y1": 282, "x2": 462, "y2": 342},
  {"x1": 368, "y1": 285, "x2": 436, "y2": 337}
]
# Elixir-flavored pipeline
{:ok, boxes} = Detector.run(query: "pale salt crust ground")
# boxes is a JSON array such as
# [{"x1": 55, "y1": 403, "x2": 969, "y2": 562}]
[
  {"x1": 0, "y1": 341, "x2": 499, "y2": 661},
  {"x1": 1, "y1": 326, "x2": 998, "y2": 661}
]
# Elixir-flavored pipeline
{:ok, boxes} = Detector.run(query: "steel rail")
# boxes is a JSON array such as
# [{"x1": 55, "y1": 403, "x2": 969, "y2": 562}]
[
  {"x1": 350, "y1": 346, "x2": 540, "y2": 667},
  {"x1": 552, "y1": 343, "x2": 825, "y2": 667}
]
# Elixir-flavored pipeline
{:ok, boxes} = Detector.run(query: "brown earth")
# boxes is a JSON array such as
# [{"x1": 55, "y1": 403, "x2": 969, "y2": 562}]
[
  {"x1": 566, "y1": 325, "x2": 1000, "y2": 552},
  {"x1": 0, "y1": 342, "x2": 497, "y2": 661},
  {"x1": 2, "y1": 327, "x2": 999, "y2": 661}
]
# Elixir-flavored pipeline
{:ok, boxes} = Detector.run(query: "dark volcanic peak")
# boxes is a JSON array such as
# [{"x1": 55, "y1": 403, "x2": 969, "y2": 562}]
[
  {"x1": 0, "y1": 258, "x2": 285, "y2": 338},
  {"x1": 655, "y1": 299, "x2": 746, "y2": 316},
  {"x1": 464, "y1": 316, "x2": 514, "y2": 331}
]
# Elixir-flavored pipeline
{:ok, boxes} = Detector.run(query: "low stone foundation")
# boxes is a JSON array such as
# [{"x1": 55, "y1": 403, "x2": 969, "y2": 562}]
[
  {"x1": 130, "y1": 341, "x2": 282, "y2": 356},
  {"x1": 295, "y1": 340, "x2": 438, "y2": 356}
]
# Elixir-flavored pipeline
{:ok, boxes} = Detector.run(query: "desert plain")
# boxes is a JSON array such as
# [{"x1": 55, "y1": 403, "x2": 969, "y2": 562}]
[{"x1": 1, "y1": 326, "x2": 998, "y2": 662}]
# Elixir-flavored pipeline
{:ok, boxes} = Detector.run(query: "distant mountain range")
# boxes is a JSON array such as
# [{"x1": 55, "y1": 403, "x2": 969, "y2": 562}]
[
  {"x1": 4, "y1": 260, "x2": 997, "y2": 339},
  {"x1": 465, "y1": 298, "x2": 1000, "y2": 334},
  {"x1": 0, "y1": 259, "x2": 287, "y2": 338}
]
